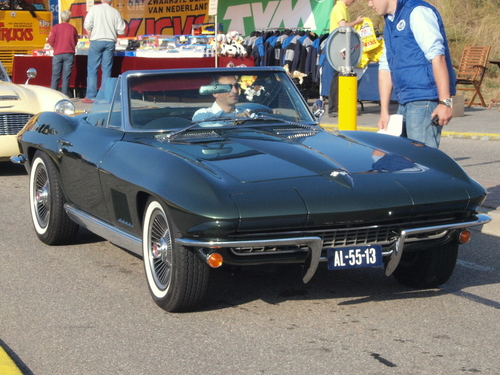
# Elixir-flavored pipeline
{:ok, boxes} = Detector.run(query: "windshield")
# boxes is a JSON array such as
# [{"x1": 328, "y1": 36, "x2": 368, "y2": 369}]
[{"x1": 126, "y1": 70, "x2": 315, "y2": 132}]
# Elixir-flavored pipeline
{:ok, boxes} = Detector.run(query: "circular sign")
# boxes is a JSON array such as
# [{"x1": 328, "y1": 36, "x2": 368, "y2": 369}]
[{"x1": 325, "y1": 27, "x2": 363, "y2": 73}]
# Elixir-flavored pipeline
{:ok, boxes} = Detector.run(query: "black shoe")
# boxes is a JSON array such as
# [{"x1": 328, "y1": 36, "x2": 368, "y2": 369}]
[{"x1": 329, "y1": 111, "x2": 338, "y2": 118}]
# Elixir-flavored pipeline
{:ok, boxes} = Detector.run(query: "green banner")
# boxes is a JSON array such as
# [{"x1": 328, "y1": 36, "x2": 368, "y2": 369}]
[{"x1": 218, "y1": 0, "x2": 334, "y2": 36}]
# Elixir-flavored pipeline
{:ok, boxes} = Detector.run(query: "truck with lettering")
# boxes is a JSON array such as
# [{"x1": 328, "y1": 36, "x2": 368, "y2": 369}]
[{"x1": 0, "y1": 0, "x2": 52, "y2": 75}]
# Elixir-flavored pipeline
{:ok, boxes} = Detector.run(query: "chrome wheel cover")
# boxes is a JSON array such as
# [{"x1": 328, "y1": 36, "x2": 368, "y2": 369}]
[
  {"x1": 147, "y1": 207, "x2": 173, "y2": 291},
  {"x1": 32, "y1": 161, "x2": 50, "y2": 229}
]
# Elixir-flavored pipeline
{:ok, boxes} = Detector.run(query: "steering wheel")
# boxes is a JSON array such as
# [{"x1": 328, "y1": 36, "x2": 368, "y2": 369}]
[{"x1": 236, "y1": 103, "x2": 274, "y2": 116}]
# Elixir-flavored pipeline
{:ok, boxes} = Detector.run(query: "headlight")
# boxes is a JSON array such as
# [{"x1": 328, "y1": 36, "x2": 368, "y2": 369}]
[{"x1": 54, "y1": 99, "x2": 75, "y2": 115}]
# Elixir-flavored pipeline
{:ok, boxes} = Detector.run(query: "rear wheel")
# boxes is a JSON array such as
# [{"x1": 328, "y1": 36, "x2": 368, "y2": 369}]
[
  {"x1": 392, "y1": 240, "x2": 459, "y2": 288},
  {"x1": 142, "y1": 198, "x2": 209, "y2": 312},
  {"x1": 29, "y1": 151, "x2": 79, "y2": 245}
]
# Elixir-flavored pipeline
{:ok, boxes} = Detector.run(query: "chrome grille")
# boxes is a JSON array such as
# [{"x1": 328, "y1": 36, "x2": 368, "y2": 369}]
[
  {"x1": 0, "y1": 113, "x2": 32, "y2": 135},
  {"x1": 322, "y1": 227, "x2": 397, "y2": 247},
  {"x1": 230, "y1": 225, "x2": 448, "y2": 256}
]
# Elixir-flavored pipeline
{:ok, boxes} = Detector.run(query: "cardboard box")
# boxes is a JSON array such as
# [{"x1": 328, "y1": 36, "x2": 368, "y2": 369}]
[{"x1": 452, "y1": 94, "x2": 464, "y2": 117}]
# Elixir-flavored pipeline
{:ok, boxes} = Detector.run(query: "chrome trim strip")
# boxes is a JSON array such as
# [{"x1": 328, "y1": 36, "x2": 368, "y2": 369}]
[
  {"x1": 385, "y1": 214, "x2": 492, "y2": 276},
  {"x1": 64, "y1": 204, "x2": 142, "y2": 256},
  {"x1": 177, "y1": 237, "x2": 323, "y2": 283}
]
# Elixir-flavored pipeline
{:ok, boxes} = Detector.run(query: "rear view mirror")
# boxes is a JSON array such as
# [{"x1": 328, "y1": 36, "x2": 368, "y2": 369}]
[
  {"x1": 312, "y1": 99, "x2": 325, "y2": 120},
  {"x1": 199, "y1": 84, "x2": 232, "y2": 95}
]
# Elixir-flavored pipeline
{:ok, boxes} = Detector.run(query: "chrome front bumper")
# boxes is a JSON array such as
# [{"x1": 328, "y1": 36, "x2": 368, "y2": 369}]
[{"x1": 177, "y1": 214, "x2": 492, "y2": 283}]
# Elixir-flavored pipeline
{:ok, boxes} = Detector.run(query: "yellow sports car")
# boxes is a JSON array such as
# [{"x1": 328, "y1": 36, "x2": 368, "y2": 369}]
[{"x1": 0, "y1": 61, "x2": 74, "y2": 161}]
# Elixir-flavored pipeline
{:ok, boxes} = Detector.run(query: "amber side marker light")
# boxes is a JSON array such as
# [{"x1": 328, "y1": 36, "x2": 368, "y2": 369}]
[
  {"x1": 207, "y1": 253, "x2": 223, "y2": 268},
  {"x1": 459, "y1": 229, "x2": 472, "y2": 244}
]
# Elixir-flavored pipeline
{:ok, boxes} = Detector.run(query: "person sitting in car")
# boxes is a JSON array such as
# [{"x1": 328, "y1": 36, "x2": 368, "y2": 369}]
[{"x1": 192, "y1": 75, "x2": 251, "y2": 123}]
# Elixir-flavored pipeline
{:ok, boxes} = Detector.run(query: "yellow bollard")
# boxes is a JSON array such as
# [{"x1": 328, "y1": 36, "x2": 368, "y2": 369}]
[{"x1": 338, "y1": 73, "x2": 357, "y2": 130}]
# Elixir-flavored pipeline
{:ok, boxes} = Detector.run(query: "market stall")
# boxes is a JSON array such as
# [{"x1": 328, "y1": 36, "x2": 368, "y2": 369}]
[{"x1": 12, "y1": 55, "x2": 254, "y2": 95}]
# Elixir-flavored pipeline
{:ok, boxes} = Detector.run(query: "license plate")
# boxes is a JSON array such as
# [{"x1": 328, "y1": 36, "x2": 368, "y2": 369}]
[{"x1": 327, "y1": 245, "x2": 383, "y2": 270}]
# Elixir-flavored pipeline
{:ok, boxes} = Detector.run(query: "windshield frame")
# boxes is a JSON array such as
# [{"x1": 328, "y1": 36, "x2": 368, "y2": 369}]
[{"x1": 114, "y1": 67, "x2": 317, "y2": 133}]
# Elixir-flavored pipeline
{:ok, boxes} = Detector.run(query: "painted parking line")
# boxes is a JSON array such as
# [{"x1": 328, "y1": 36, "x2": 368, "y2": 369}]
[
  {"x1": 456, "y1": 259, "x2": 496, "y2": 272},
  {"x1": 0, "y1": 346, "x2": 22, "y2": 375}
]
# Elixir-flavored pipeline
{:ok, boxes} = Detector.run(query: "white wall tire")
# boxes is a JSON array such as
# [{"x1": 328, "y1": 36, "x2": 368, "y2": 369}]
[
  {"x1": 142, "y1": 198, "x2": 209, "y2": 312},
  {"x1": 29, "y1": 151, "x2": 79, "y2": 245},
  {"x1": 30, "y1": 156, "x2": 50, "y2": 236}
]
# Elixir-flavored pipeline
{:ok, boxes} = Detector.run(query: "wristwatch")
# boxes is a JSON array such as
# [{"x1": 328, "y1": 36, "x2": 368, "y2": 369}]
[{"x1": 438, "y1": 98, "x2": 452, "y2": 108}]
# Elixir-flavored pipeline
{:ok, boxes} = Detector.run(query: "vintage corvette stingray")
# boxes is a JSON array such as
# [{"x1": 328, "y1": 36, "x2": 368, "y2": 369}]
[{"x1": 12, "y1": 67, "x2": 491, "y2": 312}]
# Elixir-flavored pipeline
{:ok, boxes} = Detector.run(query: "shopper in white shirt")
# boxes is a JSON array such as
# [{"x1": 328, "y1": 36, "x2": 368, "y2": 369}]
[{"x1": 82, "y1": 0, "x2": 125, "y2": 103}]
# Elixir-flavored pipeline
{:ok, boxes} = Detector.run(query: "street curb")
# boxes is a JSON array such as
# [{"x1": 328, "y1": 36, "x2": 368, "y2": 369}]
[
  {"x1": 320, "y1": 124, "x2": 500, "y2": 140},
  {"x1": 475, "y1": 207, "x2": 499, "y2": 238},
  {"x1": 441, "y1": 132, "x2": 500, "y2": 141},
  {"x1": 0, "y1": 346, "x2": 22, "y2": 375}
]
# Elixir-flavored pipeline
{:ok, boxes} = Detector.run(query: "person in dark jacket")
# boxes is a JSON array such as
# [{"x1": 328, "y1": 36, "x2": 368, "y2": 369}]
[{"x1": 48, "y1": 10, "x2": 79, "y2": 97}]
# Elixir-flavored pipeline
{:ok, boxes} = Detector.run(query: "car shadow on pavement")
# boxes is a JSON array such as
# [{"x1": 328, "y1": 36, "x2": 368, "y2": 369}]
[
  {"x1": 73, "y1": 226, "x2": 112, "y2": 245},
  {"x1": 202, "y1": 263, "x2": 444, "y2": 312},
  {"x1": 0, "y1": 162, "x2": 27, "y2": 176}
]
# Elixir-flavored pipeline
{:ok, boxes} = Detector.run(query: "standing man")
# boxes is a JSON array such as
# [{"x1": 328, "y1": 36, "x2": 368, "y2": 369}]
[
  {"x1": 368, "y1": 0, "x2": 456, "y2": 148},
  {"x1": 82, "y1": 0, "x2": 125, "y2": 103},
  {"x1": 48, "y1": 10, "x2": 78, "y2": 97},
  {"x1": 328, "y1": 0, "x2": 363, "y2": 117}
]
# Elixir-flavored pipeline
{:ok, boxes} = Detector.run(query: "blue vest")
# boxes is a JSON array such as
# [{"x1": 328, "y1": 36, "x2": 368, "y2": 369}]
[{"x1": 384, "y1": 0, "x2": 456, "y2": 104}]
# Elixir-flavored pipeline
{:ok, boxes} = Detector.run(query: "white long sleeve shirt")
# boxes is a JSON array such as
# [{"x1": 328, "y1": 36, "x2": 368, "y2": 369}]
[{"x1": 84, "y1": 3, "x2": 126, "y2": 42}]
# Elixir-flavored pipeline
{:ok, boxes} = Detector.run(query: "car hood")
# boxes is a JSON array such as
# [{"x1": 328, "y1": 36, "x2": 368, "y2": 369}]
[
  {"x1": 146, "y1": 128, "x2": 485, "y2": 226},
  {"x1": 0, "y1": 81, "x2": 68, "y2": 113},
  {"x1": 0, "y1": 82, "x2": 22, "y2": 101},
  {"x1": 163, "y1": 129, "x2": 429, "y2": 182}
]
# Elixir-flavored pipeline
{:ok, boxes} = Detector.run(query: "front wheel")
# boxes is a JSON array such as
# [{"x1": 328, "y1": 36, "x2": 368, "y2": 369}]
[
  {"x1": 29, "y1": 151, "x2": 79, "y2": 245},
  {"x1": 142, "y1": 198, "x2": 209, "y2": 312},
  {"x1": 392, "y1": 240, "x2": 459, "y2": 288}
]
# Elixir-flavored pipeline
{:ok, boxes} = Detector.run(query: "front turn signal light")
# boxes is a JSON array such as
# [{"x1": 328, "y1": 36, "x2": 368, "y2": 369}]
[
  {"x1": 207, "y1": 253, "x2": 223, "y2": 268},
  {"x1": 459, "y1": 229, "x2": 471, "y2": 244}
]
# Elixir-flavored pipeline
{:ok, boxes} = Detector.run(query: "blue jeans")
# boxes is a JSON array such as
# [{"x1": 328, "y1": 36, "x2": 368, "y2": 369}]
[
  {"x1": 86, "y1": 40, "x2": 115, "y2": 100},
  {"x1": 51, "y1": 53, "x2": 74, "y2": 97},
  {"x1": 398, "y1": 100, "x2": 441, "y2": 148}
]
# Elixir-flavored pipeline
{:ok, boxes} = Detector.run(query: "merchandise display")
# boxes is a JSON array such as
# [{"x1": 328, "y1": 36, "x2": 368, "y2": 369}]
[{"x1": 36, "y1": 23, "x2": 224, "y2": 59}]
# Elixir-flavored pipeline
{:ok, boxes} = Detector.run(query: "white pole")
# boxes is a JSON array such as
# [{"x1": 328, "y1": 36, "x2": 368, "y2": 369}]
[
  {"x1": 215, "y1": 14, "x2": 218, "y2": 68},
  {"x1": 208, "y1": 0, "x2": 219, "y2": 68}
]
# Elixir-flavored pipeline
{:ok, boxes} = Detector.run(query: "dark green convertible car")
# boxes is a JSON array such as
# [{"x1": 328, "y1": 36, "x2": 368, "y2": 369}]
[{"x1": 12, "y1": 67, "x2": 491, "y2": 312}]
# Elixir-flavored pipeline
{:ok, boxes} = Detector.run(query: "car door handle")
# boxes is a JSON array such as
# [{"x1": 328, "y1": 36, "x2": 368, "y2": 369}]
[{"x1": 57, "y1": 139, "x2": 73, "y2": 147}]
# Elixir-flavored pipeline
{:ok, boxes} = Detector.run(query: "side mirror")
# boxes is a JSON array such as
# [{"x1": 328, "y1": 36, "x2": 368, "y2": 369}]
[
  {"x1": 199, "y1": 83, "x2": 232, "y2": 95},
  {"x1": 312, "y1": 99, "x2": 325, "y2": 120},
  {"x1": 25, "y1": 68, "x2": 37, "y2": 84}
]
